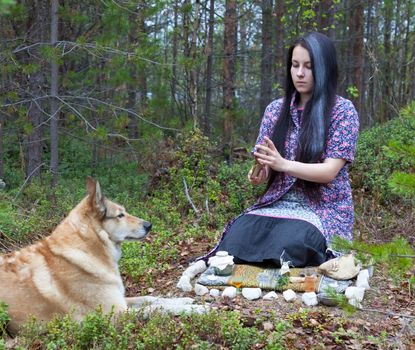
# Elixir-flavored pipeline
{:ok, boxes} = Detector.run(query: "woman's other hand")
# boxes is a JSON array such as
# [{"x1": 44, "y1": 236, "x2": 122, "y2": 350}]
[
  {"x1": 254, "y1": 136, "x2": 288, "y2": 173},
  {"x1": 254, "y1": 136, "x2": 346, "y2": 183},
  {"x1": 248, "y1": 163, "x2": 270, "y2": 185}
]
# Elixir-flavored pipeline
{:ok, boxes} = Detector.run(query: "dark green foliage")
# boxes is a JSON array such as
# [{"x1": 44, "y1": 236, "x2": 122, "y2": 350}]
[
  {"x1": 352, "y1": 101, "x2": 415, "y2": 202},
  {"x1": 0, "y1": 302, "x2": 10, "y2": 337},
  {"x1": 11, "y1": 309, "x2": 288, "y2": 349},
  {"x1": 332, "y1": 236, "x2": 414, "y2": 280},
  {"x1": 384, "y1": 102, "x2": 415, "y2": 199}
]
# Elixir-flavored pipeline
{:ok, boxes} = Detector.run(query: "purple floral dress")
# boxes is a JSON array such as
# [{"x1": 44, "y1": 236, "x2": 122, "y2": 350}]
[{"x1": 201, "y1": 95, "x2": 359, "y2": 260}]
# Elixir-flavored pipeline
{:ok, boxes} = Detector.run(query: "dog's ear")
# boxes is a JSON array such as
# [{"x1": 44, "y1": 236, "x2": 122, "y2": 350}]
[{"x1": 86, "y1": 177, "x2": 106, "y2": 218}]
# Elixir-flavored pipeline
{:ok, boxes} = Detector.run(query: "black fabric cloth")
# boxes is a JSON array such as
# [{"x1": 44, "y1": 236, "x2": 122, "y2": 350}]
[{"x1": 217, "y1": 214, "x2": 327, "y2": 268}]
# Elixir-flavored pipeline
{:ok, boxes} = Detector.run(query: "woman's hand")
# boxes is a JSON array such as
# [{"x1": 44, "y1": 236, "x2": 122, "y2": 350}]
[
  {"x1": 254, "y1": 136, "x2": 346, "y2": 183},
  {"x1": 248, "y1": 163, "x2": 270, "y2": 185},
  {"x1": 254, "y1": 136, "x2": 288, "y2": 173}
]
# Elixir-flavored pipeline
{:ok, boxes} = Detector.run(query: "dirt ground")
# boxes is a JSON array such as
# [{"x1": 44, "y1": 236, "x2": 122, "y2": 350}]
[{"x1": 124, "y1": 237, "x2": 415, "y2": 349}]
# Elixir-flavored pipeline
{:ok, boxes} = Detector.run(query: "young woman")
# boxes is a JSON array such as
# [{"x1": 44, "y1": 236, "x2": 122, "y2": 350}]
[{"x1": 203, "y1": 32, "x2": 359, "y2": 267}]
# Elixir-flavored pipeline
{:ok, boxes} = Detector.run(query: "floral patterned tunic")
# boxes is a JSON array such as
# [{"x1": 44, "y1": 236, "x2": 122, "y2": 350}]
[
  {"x1": 201, "y1": 95, "x2": 359, "y2": 260},
  {"x1": 252, "y1": 95, "x2": 359, "y2": 244}
]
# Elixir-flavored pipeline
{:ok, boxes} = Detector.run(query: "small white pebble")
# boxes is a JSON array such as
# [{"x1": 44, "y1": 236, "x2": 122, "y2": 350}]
[
  {"x1": 194, "y1": 284, "x2": 209, "y2": 296},
  {"x1": 209, "y1": 289, "x2": 220, "y2": 297},
  {"x1": 222, "y1": 286, "x2": 237, "y2": 299},
  {"x1": 241, "y1": 288, "x2": 262, "y2": 301},
  {"x1": 176, "y1": 275, "x2": 193, "y2": 292},
  {"x1": 263, "y1": 291, "x2": 278, "y2": 300},
  {"x1": 345, "y1": 286, "x2": 365, "y2": 302},
  {"x1": 302, "y1": 292, "x2": 318, "y2": 306},
  {"x1": 283, "y1": 289, "x2": 297, "y2": 302}
]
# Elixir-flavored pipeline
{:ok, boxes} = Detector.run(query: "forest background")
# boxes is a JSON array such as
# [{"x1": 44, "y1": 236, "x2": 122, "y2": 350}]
[{"x1": 0, "y1": 0, "x2": 414, "y2": 349}]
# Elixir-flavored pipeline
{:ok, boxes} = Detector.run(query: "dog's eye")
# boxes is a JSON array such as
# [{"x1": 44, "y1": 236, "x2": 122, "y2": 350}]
[{"x1": 117, "y1": 213, "x2": 125, "y2": 219}]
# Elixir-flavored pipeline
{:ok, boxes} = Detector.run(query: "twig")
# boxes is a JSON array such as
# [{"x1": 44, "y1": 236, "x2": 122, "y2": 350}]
[
  {"x1": 13, "y1": 163, "x2": 45, "y2": 202},
  {"x1": 205, "y1": 197, "x2": 210, "y2": 216},
  {"x1": 182, "y1": 177, "x2": 199, "y2": 216},
  {"x1": 358, "y1": 307, "x2": 415, "y2": 319}
]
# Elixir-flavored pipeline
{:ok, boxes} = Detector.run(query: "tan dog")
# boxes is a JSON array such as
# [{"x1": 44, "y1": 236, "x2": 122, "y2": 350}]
[{"x1": 0, "y1": 177, "x2": 151, "y2": 333}]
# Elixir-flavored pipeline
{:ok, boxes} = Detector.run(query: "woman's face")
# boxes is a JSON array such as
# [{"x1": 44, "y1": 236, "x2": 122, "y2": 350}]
[{"x1": 290, "y1": 45, "x2": 314, "y2": 100}]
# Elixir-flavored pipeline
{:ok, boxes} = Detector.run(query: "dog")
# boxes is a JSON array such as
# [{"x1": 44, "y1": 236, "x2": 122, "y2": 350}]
[{"x1": 0, "y1": 177, "x2": 151, "y2": 334}]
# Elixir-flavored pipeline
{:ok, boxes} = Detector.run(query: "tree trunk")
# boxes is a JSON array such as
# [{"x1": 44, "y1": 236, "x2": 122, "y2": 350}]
[
  {"x1": 382, "y1": 0, "x2": 393, "y2": 121},
  {"x1": 136, "y1": 1, "x2": 148, "y2": 135},
  {"x1": 183, "y1": 0, "x2": 191, "y2": 123},
  {"x1": 223, "y1": 0, "x2": 237, "y2": 162},
  {"x1": 26, "y1": 0, "x2": 48, "y2": 181},
  {"x1": 318, "y1": 0, "x2": 333, "y2": 35},
  {"x1": 190, "y1": 0, "x2": 200, "y2": 128},
  {"x1": 0, "y1": 114, "x2": 3, "y2": 179},
  {"x1": 259, "y1": 0, "x2": 273, "y2": 117},
  {"x1": 171, "y1": 0, "x2": 179, "y2": 119},
  {"x1": 348, "y1": 0, "x2": 364, "y2": 114},
  {"x1": 203, "y1": 0, "x2": 214, "y2": 136},
  {"x1": 273, "y1": 0, "x2": 285, "y2": 96},
  {"x1": 50, "y1": 0, "x2": 59, "y2": 187}
]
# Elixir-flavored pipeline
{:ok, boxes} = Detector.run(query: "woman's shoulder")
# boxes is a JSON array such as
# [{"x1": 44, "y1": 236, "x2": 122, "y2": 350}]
[
  {"x1": 262, "y1": 98, "x2": 284, "y2": 118},
  {"x1": 333, "y1": 95, "x2": 357, "y2": 113},
  {"x1": 266, "y1": 98, "x2": 284, "y2": 110}
]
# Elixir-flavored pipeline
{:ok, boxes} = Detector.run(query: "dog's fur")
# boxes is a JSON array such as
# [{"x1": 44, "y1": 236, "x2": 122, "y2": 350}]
[{"x1": 0, "y1": 177, "x2": 151, "y2": 333}]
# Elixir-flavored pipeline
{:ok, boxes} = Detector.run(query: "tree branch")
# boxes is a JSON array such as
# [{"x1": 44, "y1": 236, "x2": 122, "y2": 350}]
[{"x1": 182, "y1": 176, "x2": 199, "y2": 216}]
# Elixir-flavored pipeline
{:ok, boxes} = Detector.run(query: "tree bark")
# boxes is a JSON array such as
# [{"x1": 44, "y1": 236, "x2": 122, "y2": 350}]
[
  {"x1": 318, "y1": 0, "x2": 333, "y2": 35},
  {"x1": 171, "y1": 0, "x2": 179, "y2": 119},
  {"x1": 136, "y1": 1, "x2": 148, "y2": 135},
  {"x1": 50, "y1": 0, "x2": 59, "y2": 186},
  {"x1": 223, "y1": 0, "x2": 237, "y2": 162},
  {"x1": 0, "y1": 115, "x2": 3, "y2": 179},
  {"x1": 26, "y1": 0, "x2": 48, "y2": 181},
  {"x1": 190, "y1": 0, "x2": 200, "y2": 129},
  {"x1": 203, "y1": 0, "x2": 215, "y2": 136},
  {"x1": 348, "y1": 0, "x2": 364, "y2": 114},
  {"x1": 273, "y1": 0, "x2": 285, "y2": 97},
  {"x1": 382, "y1": 0, "x2": 393, "y2": 121},
  {"x1": 259, "y1": 0, "x2": 273, "y2": 117}
]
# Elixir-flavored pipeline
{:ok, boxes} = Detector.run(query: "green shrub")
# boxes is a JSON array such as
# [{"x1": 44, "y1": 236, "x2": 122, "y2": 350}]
[
  {"x1": 18, "y1": 307, "x2": 138, "y2": 350},
  {"x1": 352, "y1": 100, "x2": 415, "y2": 202},
  {"x1": 0, "y1": 301, "x2": 10, "y2": 337}
]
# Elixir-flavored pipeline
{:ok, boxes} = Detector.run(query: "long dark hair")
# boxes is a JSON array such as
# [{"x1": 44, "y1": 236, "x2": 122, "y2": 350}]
[{"x1": 267, "y1": 32, "x2": 338, "y2": 190}]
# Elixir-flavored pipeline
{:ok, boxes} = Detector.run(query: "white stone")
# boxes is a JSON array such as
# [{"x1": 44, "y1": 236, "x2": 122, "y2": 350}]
[
  {"x1": 132, "y1": 296, "x2": 210, "y2": 318},
  {"x1": 128, "y1": 296, "x2": 195, "y2": 308},
  {"x1": 356, "y1": 269, "x2": 370, "y2": 290},
  {"x1": 183, "y1": 260, "x2": 207, "y2": 279},
  {"x1": 348, "y1": 298, "x2": 362, "y2": 308},
  {"x1": 302, "y1": 292, "x2": 318, "y2": 306},
  {"x1": 263, "y1": 291, "x2": 278, "y2": 300},
  {"x1": 176, "y1": 275, "x2": 193, "y2": 292},
  {"x1": 129, "y1": 296, "x2": 210, "y2": 317},
  {"x1": 209, "y1": 289, "x2": 220, "y2": 297},
  {"x1": 194, "y1": 283, "x2": 209, "y2": 296},
  {"x1": 283, "y1": 289, "x2": 297, "y2": 302},
  {"x1": 208, "y1": 251, "x2": 234, "y2": 275},
  {"x1": 241, "y1": 288, "x2": 262, "y2": 301},
  {"x1": 345, "y1": 286, "x2": 365, "y2": 302},
  {"x1": 222, "y1": 286, "x2": 237, "y2": 299}
]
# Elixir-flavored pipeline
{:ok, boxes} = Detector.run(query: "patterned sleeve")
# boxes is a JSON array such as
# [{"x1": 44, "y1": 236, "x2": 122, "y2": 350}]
[
  {"x1": 254, "y1": 99, "x2": 283, "y2": 147},
  {"x1": 324, "y1": 98, "x2": 360, "y2": 163}
]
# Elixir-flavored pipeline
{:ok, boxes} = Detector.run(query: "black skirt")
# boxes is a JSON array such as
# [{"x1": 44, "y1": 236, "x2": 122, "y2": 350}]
[{"x1": 217, "y1": 214, "x2": 327, "y2": 267}]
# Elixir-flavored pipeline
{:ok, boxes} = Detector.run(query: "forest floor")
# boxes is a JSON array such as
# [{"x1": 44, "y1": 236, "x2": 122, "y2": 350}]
[{"x1": 125, "y1": 236, "x2": 415, "y2": 349}]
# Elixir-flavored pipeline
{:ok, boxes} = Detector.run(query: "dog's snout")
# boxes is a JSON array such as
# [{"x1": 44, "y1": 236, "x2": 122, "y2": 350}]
[{"x1": 143, "y1": 221, "x2": 152, "y2": 232}]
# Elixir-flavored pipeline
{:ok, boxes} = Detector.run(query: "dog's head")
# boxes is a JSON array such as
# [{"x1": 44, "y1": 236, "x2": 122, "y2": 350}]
[{"x1": 86, "y1": 177, "x2": 151, "y2": 243}]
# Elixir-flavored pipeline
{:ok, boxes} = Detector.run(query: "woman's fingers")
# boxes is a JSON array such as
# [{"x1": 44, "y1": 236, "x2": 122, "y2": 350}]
[{"x1": 264, "y1": 136, "x2": 277, "y2": 150}]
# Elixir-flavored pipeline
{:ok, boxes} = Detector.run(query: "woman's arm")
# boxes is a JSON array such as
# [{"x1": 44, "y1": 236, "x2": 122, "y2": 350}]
[{"x1": 254, "y1": 136, "x2": 346, "y2": 184}]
